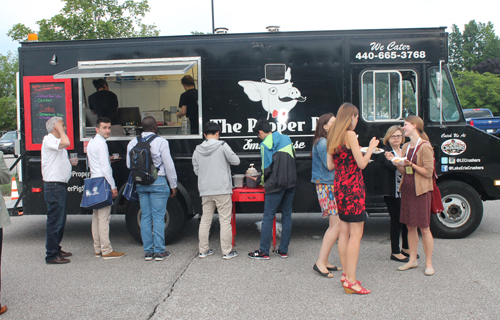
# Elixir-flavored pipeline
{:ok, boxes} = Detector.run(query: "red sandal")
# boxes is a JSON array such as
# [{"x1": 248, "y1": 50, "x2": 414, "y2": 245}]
[{"x1": 343, "y1": 279, "x2": 371, "y2": 295}]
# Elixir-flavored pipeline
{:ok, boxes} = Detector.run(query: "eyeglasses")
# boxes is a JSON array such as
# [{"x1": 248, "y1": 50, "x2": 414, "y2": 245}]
[{"x1": 390, "y1": 135, "x2": 403, "y2": 139}]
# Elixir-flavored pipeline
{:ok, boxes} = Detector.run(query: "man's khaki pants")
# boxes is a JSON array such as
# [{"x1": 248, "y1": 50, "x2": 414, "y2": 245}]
[
  {"x1": 92, "y1": 205, "x2": 113, "y2": 255},
  {"x1": 199, "y1": 194, "x2": 233, "y2": 256}
]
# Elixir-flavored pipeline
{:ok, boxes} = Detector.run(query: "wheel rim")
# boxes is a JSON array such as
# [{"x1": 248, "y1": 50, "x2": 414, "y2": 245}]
[
  {"x1": 136, "y1": 208, "x2": 171, "y2": 230},
  {"x1": 437, "y1": 193, "x2": 471, "y2": 228}
]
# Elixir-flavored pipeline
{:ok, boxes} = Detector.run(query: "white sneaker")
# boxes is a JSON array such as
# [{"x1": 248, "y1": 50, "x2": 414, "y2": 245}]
[
  {"x1": 223, "y1": 250, "x2": 238, "y2": 260},
  {"x1": 199, "y1": 249, "x2": 215, "y2": 258}
]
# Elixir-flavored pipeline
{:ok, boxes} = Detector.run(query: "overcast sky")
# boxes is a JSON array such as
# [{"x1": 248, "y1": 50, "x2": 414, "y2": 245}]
[{"x1": 1, "y1": 0, "x2": 500, "y2": 55}]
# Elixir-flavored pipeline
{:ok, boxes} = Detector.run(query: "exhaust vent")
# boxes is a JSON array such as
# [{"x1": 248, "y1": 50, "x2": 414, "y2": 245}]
[
  {"x1": 266, "y1": 26, "x2": 280, "y2": 32},
  {"x1": 214, "y1": 28, "x2": 229, "y2": 34}
]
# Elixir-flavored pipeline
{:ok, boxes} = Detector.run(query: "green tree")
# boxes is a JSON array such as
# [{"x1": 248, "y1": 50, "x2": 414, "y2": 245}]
[
  {"x1": 449, "y1": 20, "x2": 500, "y2": 74},
  {"x1": 0, "y1": 52, "x2": 18, "y2": 131},
  {"x1": 7, "y1": 0, "x2": 159, "y2": 41},
  {"x1": 454, "y1": 71, "x2": 500, "y2": 115}
]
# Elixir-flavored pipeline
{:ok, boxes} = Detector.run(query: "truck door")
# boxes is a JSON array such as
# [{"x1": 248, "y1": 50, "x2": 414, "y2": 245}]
[
  {"x1": 351, "y1": 66, "x2": 420, "y2": 212},
  {"x1": 425, "y1": 65, "x2": 487, "y2": 238}
]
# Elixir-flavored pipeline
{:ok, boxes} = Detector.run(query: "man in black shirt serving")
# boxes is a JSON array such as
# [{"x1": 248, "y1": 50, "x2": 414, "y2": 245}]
[
  {"x1": 177, "y1": 75, "x2": 199, "y2": 134},
  {"x1": 88, "y1": 79, "x2": 125, "y2": 136}
]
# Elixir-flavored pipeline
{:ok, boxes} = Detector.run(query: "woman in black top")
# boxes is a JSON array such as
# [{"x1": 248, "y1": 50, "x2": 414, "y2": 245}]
[{"x1": 380, "y1": 125, "x2": 410, "y2": 262}]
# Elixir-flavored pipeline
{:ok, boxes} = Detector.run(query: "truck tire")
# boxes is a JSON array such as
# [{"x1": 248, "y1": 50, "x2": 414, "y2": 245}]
[
  {"x1": 430, "y1": 180, "x2": 483, "y2": 239},
  {"x1": 125, "y1": 197, "x2": 186, "y2": 244}
]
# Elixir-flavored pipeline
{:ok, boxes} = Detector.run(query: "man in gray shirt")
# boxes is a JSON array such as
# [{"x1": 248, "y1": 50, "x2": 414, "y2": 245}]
[{"x1": 193, "y1": 122, "x2": 240, "y2": 259}]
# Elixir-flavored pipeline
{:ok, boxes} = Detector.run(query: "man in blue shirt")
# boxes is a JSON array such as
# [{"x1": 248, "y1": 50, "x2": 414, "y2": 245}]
[
  {"x1": 248, "y1": 119, "x2": 297, "y2": 260},
  {"x1": 126, "y1": 116, "x2": 178, "y2": 261}
]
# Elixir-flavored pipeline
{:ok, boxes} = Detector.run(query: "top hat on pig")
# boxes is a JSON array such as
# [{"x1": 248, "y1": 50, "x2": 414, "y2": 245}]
[{"x1": 239, "y1": 64, "x2": 306, "y2": 119}]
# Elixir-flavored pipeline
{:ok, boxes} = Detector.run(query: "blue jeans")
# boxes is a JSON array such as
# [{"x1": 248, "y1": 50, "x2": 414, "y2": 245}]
[
  {"x1": 136, "y1": 177, "x2": 170, "y2": 253},
  {"x1": 259, "y1": 187, "x2": 295, "y2": 255},
  {"x1": 44, "y1": 182, "x2": 68, "y2": 262}
]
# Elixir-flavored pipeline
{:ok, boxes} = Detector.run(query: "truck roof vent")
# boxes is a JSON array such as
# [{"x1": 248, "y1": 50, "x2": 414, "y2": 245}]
[
  {"x1": 214, "y1": 28, "x2": 229, "y2": 34},
  {"x1": 266, "y1": 26, "x2": 280, "y2": 32}
]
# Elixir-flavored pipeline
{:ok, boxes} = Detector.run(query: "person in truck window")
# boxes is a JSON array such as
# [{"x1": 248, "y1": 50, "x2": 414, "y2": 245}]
[
  {"x1": 311, "y1": 113, "x2": 342, "y2": 278},
  {"x1": 88, "y1": 78, "x2": 125, "y2": 137},
  {"x1": 327, "y1": 103, "x2": 378, "y2": 294},
  {"x1": 41, "y1": 117, "x2": 77, "y2": 264},
  {"x1": 192, "y1": 121, "x2": 240, "y2": 260},
  {"x1": 380, "y1": 125, "x2": 413, "y2": 263},
  {"x1": 248, "y1": 119, "x2": 297, "y2": 260},
  {"x1": 177, "y1": 75, "x2": 199, "y2": 134},
  {"x1": 386, "y1": 116, "x2": 435, "y2": 276}
]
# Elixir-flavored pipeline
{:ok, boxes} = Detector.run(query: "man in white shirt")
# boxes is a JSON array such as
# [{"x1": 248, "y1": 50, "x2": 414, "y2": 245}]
[
  {"x1": 42, "y1": 117, "x2": 76, "y2": 264},
  {"x1": 126, "y1": 116, "x2": 178, "y2": 261},
  {"x1": 87, "y1": 117, "x2": 125, "y2": 259}
]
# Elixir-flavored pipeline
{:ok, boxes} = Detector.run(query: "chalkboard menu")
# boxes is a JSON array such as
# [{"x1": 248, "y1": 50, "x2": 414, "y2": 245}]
[
  {"x1": 23, "y1": 76, "x2": 74, "y2": 151},
  {"x1": 30, "y1": 83, "x2": 66, "y2": 144}
]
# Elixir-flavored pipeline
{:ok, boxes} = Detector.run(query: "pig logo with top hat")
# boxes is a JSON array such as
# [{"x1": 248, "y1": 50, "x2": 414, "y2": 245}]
[{"x1": 239, "y1": 64, "x2": 306, "y2": 120}]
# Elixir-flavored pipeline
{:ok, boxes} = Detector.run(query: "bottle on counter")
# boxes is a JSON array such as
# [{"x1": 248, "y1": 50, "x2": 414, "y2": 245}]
[
  {"x1": 245, "y1": 164, "x2": 260, "y2": 188},
  {"x1": 181, "y1": 117, "x2": 191, "y2": 135}
]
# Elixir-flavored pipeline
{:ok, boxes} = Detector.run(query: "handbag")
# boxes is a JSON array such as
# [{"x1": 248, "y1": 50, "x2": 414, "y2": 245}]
[
  {"x1": 430, "y1": 169, "x2": 444, "y2": 214},
  {"x1": 80, "y1": 177, "x2": 113, "y2": 210},
  {"x1": 123, "y1": 172, "x2": 139, "y2": 202}
]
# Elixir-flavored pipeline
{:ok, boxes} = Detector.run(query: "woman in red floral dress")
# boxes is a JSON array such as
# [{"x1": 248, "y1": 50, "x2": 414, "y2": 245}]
[{"x1": 327, "y1": 103, "x2": 379, "y2": 295}]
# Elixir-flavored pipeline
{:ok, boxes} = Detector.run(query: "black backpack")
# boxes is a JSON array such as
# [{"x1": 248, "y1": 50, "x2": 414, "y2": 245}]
[{"x1": 129, "y1": 135, "x2": 159, "y2": 185}]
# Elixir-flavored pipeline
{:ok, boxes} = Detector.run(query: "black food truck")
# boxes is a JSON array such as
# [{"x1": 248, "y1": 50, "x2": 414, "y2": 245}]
[{"x1": 15, "y1": 27, "x2": 500, "y2": 242}]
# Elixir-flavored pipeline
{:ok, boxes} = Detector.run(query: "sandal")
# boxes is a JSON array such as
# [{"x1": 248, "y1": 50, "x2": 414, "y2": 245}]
[
  {"x1": 343, "y1": 279, "x2": 371, "y2": 295},
  {"x1": 327, "y1": 265, "x2": 341, "y2": 272},
  {"x1": 313, "y1": 264, "x2": 334, "y2": 278},
  {"x1": 340, "y1": 273, "x2": 346, "y2": 284}
]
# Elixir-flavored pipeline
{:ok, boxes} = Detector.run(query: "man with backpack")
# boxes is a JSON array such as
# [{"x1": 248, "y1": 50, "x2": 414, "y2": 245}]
[{"x1": 126, "y1": 116, "x2": 178, "y2": 261}]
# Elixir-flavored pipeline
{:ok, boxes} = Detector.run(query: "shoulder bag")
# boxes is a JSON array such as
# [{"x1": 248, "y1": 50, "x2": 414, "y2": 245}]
[{"x1": 80, "y1": 177, "x2": 113, "y2": 210}]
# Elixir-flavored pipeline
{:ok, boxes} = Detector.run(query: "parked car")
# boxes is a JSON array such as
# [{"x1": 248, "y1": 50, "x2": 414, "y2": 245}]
[
  {"x1": 463, "y1": 108, "x2": 500, "y2": 136},
  {"x1": 0, "y1": 131, "x2": 16, "y2": 155}
]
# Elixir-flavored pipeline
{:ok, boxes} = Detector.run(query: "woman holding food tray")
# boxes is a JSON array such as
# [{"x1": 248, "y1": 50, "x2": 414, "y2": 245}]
[
  {"x1": 385, "y1": 116, "x2": 435, "y2": 276},
  {"x1": 327, "y1": 103, "x2": 379, "y2": 294},
  {"x1": 380, "y1": 125, "x2": 411, "y2": 263}
]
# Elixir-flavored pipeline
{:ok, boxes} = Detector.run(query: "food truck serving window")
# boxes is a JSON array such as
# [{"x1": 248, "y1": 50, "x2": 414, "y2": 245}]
[
  {"x1": 54, "y1": 57, "x2": 202, "y2": 141},
  {"x1": 361, "y1": 70, "x2": 418, "y2": 122}
]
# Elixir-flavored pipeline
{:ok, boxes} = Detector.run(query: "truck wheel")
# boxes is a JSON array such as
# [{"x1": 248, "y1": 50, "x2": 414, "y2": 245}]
[
  {"x1": 430, "y1": 180, "x2": 483, "y2": 239},
  {"x1": 125, "y1": 197, "x2": 186, "y2": 244}
]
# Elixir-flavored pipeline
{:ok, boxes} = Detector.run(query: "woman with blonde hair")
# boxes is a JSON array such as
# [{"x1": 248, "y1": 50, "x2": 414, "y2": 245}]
[
  {"x1": 311, "y1": 113, "x2": 341, "y2": 278},
  {"x1": 380, "y1": 125, "x2": 410, "y2": 262},
  {"x1": 327, "y1": 103, "x2": 379, "y2": 294},
  {"x1": 386, "y1": 115, "x2": 435, "y2": 276}
]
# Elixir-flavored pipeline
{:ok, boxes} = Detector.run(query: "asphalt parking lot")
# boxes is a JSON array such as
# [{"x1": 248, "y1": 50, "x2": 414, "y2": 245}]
[{"x1": 1, "y1": 201, "x2": 500, "y2": 319}]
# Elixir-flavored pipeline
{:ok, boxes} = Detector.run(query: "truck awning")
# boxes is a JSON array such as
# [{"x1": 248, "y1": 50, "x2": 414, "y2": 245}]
[{"x1": 53, "y1": 58, "x2": 198, "y2": 79}]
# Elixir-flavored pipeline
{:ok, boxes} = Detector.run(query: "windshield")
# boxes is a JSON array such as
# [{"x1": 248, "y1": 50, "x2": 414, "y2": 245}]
[
  {"x1": 0, "y1": 132, "x2": 16, "y2": 141},
  {"x1": 463, "y1": 109, "x2": 492, "y2": 119},
  {"x1": 429, "y1": 67, "x2": 460, "y2": 122}
]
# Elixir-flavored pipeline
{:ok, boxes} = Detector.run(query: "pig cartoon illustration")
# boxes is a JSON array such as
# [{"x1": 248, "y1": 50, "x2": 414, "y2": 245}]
[{"x1": 238, "y1": 64, "x2": 306, "y2": 120}]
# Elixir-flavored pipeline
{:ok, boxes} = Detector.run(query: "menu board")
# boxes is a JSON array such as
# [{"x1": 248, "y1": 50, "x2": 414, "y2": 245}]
[{"x1": 23, "y1": 76, "x2": 74, "y2": 151}]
